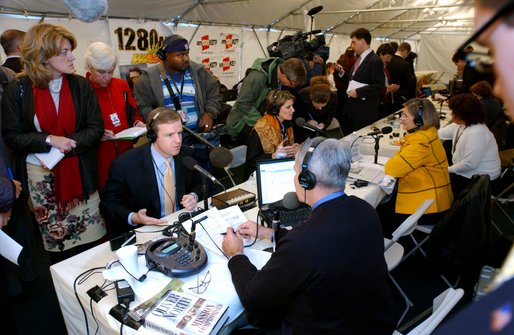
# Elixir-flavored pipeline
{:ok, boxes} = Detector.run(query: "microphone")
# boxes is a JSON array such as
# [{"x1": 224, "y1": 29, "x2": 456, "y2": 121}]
[
  {"x1": 295, "y1": 118, "x2": 327, "y2": 136},
  {"x1": 307, "y1": 5, "x2": 323, "y2": 16},
  {"x1": 301, "y1": 29, "x2": 322, "y2": 36},
  {"x1": 366, "y1": 126, "x2": 392, "y2": 136},
  {"x1": 64, "y1": 0, "x2": 108, "y2": 22},
  {"x1": 182, "y1": 127, "x2": 234, "y2": 168},
  {"x1": 209, "y1": 147, "x2": 233, "y2": 168},
  {"x1": 183, "y1": 156, "x2": 223, "y2": 186},
  {"x1": 282, "y1": 192, "x2": 300, "y2": 210},
  {"x1": 189, "y1": 215, "x2": 208, "y2": 248}
]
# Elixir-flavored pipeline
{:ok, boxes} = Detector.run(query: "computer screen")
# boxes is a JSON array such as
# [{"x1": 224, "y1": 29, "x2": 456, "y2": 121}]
[{"x1": 256, "y1": 158, "x2": 296, "y2": 208}]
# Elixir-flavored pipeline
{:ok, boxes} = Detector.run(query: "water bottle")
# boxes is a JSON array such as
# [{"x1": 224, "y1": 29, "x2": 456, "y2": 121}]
[{"x1": 392, "y1": 116, "x2": 401, "y2": 138}]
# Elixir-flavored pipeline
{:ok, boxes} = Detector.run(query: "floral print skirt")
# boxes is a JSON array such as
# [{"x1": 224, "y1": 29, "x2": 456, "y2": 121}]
[{"x1": 27, "y1": 163, "x2": 106, "y2": 252}]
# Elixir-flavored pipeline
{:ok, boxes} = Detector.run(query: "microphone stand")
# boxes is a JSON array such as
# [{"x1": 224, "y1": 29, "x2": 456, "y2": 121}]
[{"x1": 201, "y1": 175, "x2": 209, "y2": 210}]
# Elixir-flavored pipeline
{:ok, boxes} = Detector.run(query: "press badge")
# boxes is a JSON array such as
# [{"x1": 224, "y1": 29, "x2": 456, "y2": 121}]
[{"x1": 109, "y1": 113, "x2": 121, "y2": 127}]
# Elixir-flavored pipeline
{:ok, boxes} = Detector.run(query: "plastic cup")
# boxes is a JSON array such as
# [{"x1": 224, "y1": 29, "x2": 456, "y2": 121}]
[{"x1": 115, "y1": 245, "x2": 139, "y2": 276}]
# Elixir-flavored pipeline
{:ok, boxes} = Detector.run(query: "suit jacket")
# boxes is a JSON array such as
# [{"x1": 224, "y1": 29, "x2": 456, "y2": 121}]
[
  {"x1": 344, "y1": 50, "x2": 385, "y2": 121},
  {"x1": 2, "y1": 57, "x2": 22, "y2": 74},
  {"x1": 387, "y1": 55, "x2": 417, "y2": 111},
  {"x1": 99, "y1": 143, "x2": 203, "y2": 237},
  {"x1": 228, "y1": 195, "x2": 395, "y2": 334}
]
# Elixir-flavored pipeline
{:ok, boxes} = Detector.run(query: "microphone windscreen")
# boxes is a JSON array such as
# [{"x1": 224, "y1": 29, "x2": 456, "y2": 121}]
[
  {"x1": 381, "y1": 126, "x2": 393, "y2": 134},
  {"x1": 295, "y1": 117, "x2": 307, "y2": 127},
  {"x1": 209, "y1": 147, "x2": 233, "y2": 168},
  {"x1": 182, "y1": 156, "x2": 197, "y2": 170},
  {"x1": 282, "y1": 192, "x2": 300, "y2": 210},
  {"x1": 64, "y1": 0, "x2": 108, "y2": 22}
]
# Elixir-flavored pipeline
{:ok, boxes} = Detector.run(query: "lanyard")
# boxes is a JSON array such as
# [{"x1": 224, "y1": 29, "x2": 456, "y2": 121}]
[{"x1": 170, "y1": 72, "x2": 185, "y2": 99}]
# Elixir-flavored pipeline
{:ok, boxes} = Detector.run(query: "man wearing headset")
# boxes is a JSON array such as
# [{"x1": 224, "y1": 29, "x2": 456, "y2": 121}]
[
  {"x1": 222, "y1": 138, "x2": 394, "y2": 334},
  {"x1": 134, "y1": 34, "x2": 220, "y2": 130},
  {"x1": 100, "y1": 108, "x2": 202, "y2": 238}
]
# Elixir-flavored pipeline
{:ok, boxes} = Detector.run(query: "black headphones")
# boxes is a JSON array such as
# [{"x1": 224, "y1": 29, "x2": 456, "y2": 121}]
[
  {"x1": 146, "y1": 111, "x2": 161, "y2": 143},
  {"x1": 156, "y1": 35, "x2": 185, "y2": 61},
  {"x1": 414, "y1": 99, "x2": 424, "y2": 127},
  {"x1": 156, "y1": 43, "x2": 167, "y2": 61},
  {"x1": 269, "y1": 92, "x2": 280, "y2": 115},
  {"x1": 298, "y1": 137, "x2": 325, "y2": 190}
]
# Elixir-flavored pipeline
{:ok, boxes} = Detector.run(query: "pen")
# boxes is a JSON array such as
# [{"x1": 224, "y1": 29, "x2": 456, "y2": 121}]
[
  {"x1": 7, "y1": 167, "x2": 14, "y2": 180},
  {"x1": 220, "y1": 231, "x2": 236, "y2": 236}
]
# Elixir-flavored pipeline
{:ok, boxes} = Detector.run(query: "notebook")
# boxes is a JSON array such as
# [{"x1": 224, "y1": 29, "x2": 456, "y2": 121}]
[{"x1": 255, "y1": 158, "x2": 310, "y2": 227}]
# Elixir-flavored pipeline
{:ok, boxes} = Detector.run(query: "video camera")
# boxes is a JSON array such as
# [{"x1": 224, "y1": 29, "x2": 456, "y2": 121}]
[{"x1": 267, "y1": 30, "x2": 327, "y2": 60}]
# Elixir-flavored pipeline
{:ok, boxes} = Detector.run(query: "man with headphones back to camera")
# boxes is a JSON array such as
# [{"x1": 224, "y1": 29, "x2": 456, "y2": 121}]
[
  {"x1": 134, "y1": 34, "x2": 220, "y2": 130},
  {"x1": 222, "y1": 138, "x2": 395, "y2": 334},
  {"x1": 99, "y1": 108, "x2": 203, "y2": 238}
]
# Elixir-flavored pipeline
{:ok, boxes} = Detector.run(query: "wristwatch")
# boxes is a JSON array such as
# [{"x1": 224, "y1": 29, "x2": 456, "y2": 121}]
[{"x1": 45, "y1": 135, "x2": 52, "y2": 146}]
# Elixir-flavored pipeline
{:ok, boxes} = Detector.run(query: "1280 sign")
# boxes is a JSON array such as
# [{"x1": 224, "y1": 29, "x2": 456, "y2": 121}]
[{"x1": 114, "y1": 27, "x2": 164, "y2": 51}]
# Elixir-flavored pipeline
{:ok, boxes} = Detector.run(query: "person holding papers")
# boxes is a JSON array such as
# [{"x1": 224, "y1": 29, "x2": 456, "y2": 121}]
[
  {"x1": 343, "y1": 28, "x2": 385, "y2": 132},
  {"x1": 245, "y1": 90, "x2": 299, "y2": 180},
  {"x1": 223, "y1": 138, "x2": 395, "y2": 334},
  {"x1": 100, "y1": 108, "x2": 203, "y2": 239},
  {"x1": 380, "y1": 98, "x2": 453, "y2": 235},
  {"x1": 1, "y1": 23, "x2": 105, "y2": 262},
  {"x1": 293, "y1": 76, "x2": 337, "y2": 143},
  {"x1": 84, "y1": 41, "x2": 145, "y2": 190}
]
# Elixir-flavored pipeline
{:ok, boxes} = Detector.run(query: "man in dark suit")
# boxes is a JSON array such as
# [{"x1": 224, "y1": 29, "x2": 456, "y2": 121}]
[
  {"x1": 344, "y1": 28, "x2": 385, "y2": 132},
  {"x1": 1, "y1": 29, "x2": 25, "y2": 73},
  {"x1": 100, "y1": 107, "x2": 203, "y2": 238},
  {"x1": 222, "y1": 138, "x2": 395, "y2": 334},
  {"x1": 387, "y1": 44, "x2": 417, "y2": 114}
]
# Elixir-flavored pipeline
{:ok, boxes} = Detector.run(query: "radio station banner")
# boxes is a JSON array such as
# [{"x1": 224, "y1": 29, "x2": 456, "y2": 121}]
[{"x1": 107, "y1": 20, "x2": 240, "y2": 85}]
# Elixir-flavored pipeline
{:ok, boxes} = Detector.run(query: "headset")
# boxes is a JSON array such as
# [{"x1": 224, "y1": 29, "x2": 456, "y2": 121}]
[
  {"x1": 414, "y1": 99, "x2": 424, "y2": 127},
  {"x1": 156, "y1": 35, "x2": 185, "y2": 61},
  {"x1": 146, "y1": 111, "x2": 161, "y2": 143},
  {"x1": 298, "y1": 137, "x2": 325, "y2": 190},
  {"x1": 269, "y1": 91, "x2": 280, "y2": 115}
]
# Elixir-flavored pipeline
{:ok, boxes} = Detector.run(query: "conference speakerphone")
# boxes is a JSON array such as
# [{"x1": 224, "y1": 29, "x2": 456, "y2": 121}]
[{"x1": 145, "y1": 236, "x2": 207, "y2": 277}]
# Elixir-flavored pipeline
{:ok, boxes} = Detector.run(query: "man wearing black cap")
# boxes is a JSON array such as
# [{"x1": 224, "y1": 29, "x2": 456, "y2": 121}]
[{"x1": 134, "y1": 34, "x2": 220, "y2": 133}]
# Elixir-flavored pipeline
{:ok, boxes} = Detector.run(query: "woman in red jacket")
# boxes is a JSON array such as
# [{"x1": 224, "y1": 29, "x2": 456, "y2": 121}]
[{"x1": 84, "y1": 42, "x2": 145, "y2": 190}]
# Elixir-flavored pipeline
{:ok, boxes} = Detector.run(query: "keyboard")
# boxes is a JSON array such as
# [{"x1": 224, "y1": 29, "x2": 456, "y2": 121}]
[{"x1": 260, "y1": 205, "x2": 311, "y2": 228}]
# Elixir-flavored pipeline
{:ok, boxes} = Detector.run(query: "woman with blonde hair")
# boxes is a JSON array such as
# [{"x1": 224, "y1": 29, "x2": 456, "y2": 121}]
[
  {"x1": 378, "y1": 98, "x2": 453, "y2": 235},
  {"x1": 84, "y1": 41, "x2": 144, "y2": 190},
  {"x1": 2, "y1": 23, "x2": 105, "y2": 262}
]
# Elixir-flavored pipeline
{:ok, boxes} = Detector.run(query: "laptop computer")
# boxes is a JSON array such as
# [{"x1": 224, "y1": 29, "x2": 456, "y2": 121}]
[{"x1": 255, "y1": 158, "x2": 310, "y2": 227}]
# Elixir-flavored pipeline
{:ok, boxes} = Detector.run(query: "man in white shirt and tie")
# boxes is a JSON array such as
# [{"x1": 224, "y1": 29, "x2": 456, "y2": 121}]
[
  {"x1": 100, "y1": 107, "x2": 203, "y2": 238},
  {"x1": 343, "y1": 28, "x2": 385, "y2": 132}
]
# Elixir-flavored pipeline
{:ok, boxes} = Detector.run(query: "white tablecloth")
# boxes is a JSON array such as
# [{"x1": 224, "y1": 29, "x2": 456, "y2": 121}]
[{"x1": 50, "y1": 175, "x2": 387, "y2": 335}]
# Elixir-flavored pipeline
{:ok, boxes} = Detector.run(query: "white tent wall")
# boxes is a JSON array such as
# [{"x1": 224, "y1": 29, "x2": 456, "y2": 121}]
[
  {"x1": 416, "y1": 33, "x2": 470, "y2": 86},
  {"x1": 1, "y1": 15, "x2": 467, "y2": 91}
]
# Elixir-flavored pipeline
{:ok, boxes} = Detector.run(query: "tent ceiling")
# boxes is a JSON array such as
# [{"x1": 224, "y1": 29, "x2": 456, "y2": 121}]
[{"x1": 0, "y1": 0, "x2": 475, "y2": 39}]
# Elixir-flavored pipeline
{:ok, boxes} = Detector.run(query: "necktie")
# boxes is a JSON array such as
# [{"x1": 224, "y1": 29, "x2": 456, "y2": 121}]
[
  {"x1": 353, "y1": 57, "x2": 362, "y2": 75},
  {"x1": 164, "y1": 160, "x2": 175, "y2": 215}
]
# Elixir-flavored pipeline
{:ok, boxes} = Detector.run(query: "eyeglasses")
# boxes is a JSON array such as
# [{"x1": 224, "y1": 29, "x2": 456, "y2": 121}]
[
  {"x1": 400, "y1": 113, "x2": 413, "y2": 119},
  {"x1": 455, "y1": 1, "x2": 514, "y2": 74},
  {"x1": 188, "y1": 270, "x2": 211, "y2": 294}
]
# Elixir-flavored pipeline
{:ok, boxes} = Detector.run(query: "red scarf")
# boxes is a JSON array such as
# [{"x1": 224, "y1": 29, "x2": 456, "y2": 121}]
[{"x1": 33, "y1": 75, "x2": 84, "y2": 213}]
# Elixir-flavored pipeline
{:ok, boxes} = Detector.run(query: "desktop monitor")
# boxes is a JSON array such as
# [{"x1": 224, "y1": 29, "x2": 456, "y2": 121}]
[{"x1": 255, "y1": 158, "x2": 297, "y2": 208}]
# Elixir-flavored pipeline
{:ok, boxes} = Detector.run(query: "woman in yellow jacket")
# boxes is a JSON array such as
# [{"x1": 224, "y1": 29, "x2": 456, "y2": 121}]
[{"x1": 379, "y1": 98, "x2": 453, "y2": 235}]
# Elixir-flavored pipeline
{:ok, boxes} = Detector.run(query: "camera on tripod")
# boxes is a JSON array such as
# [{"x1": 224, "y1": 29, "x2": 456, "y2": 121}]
[{"x1": 267, "y1": 30, "x2": 328, "y2": 60}]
